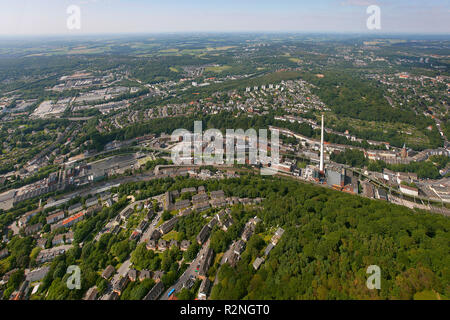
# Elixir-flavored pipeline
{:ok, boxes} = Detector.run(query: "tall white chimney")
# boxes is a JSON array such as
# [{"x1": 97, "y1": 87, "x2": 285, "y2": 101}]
[{"x1": 320, "y1": 114, "x2": 324, "y2": 172}]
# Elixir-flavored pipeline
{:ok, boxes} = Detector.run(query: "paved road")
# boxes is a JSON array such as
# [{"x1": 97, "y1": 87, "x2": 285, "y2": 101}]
[
  {"x1": 100, "y1": 259, "x2": 132, "y2": 300},
  {"x1": 115, "y1": 260, "x2": 132, "y2": 280},
  {"x1": 99, "y1": 195, "x2": 163, "y2": 300},
  {"x1": 140, "y1": 211, "x2": 162, "y2": 244},
  {"x1": 160, "y1": 239, "x2": 211, "y2": 300},
  {"x1": 139, "y1": 194, "x2": 165, "y2": 243},
  {"x1": 213, "y1": 242, "x2": 234, "y2": 286}
]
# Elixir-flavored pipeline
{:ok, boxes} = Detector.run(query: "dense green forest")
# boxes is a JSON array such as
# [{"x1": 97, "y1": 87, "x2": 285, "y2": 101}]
[
  {"x1": 208, "y1": 175, "x2": 449, "y2": 300},
  {"x1": 303, "y1": 71, "x2": 431, "y2": 126},
  {"x1": 1, "y1": 173, "x2": 448, "y2": 300}
]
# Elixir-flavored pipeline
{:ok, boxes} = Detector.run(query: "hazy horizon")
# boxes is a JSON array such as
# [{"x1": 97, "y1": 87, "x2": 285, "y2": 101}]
[{"x1": 0, "y1": 0, "x2": 449, "y2": 36}]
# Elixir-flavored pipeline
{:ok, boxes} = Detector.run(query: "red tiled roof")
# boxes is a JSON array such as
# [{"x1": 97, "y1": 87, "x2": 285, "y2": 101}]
[{"x1": 62, "y1": 211, "x2": 85, "y2": 225}]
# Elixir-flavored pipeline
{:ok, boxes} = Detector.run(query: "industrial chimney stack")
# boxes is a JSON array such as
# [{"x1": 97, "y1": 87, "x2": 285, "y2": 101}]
[{"x1": 320, "y1": 114, "x2": 324, "y2": 173}]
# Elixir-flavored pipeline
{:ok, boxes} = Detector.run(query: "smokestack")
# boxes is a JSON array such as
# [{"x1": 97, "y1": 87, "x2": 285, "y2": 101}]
[{"x1": 320, "y1": 114, "x2": 324, "y2": 173}]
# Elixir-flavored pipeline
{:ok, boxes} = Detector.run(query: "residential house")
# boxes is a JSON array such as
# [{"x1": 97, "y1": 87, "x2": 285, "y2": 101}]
[
  {"x1": 139, "y1": 270, "x2": 152, "y2": 281},
  {"x1": 121, "y1": 207, "x2": 133, "y2": 220},
  {"x1": 52, "y1": 234, "x2": 65, "y2": 246},
  {"x1": 221, "y1": 217, "x2": 233, "y2": 231},
  {"x1": 36, "y1": 245, "x2": 71, "y2": 263},
  {"x1": 198, "y1": 278, "x2": 211, "y2": 300},
  {"x1": 129, "y1": 231, "x2": 141, "y2": 241},
  {"x1": 192, "y1": 193, "x2": 208, "y2": 205},
  {"x1": 36, "y1": 238, "x2": 47, "y2": 249},
  {"x1": 84, "y1": 287, "x2": 98, "y2": 300},
  {"x1": 180, "y1": 208, "x2": 192, "y2": 216},
  {"x1": 159, "y1": 216, "x2": 179, "y2": 235},
  {"x1": 251, "y1": 216, "x2": 262, "y2": 225},
  {"x1": 271, "y1": 228, "x2": 285, "y2": 245},
  {"x1": 113, "y1": 276, "x2": 129, "y2": 295},
  {"x1": 174, "y1": 199, "x2": 191, "y2": 211},
  {"x1": 2, "y1": 269, "x2": 18, "y2": 282},
  {"x1": 233, "y1": 240, "x2": 246, "y2": 255},
  {"x1": 153, "y1": 271, "x2": 164, "y2": 283},
  {"x1": 264, "y1": 243, "x2": 275, "y2": 256},
  {"x1": 227, "y1": 252, "x2": 240, "y2": 267},
  {"x1": 46, "y1": 211, "x2": 65, "y2": 224},
  {"x1": 241, "y1": 224, "x2": 254, "y2": 242},
  {"x1": 25, "y1": 266, "x2": 50, "y2": 282},
  {"x1": 158, "y1": 239, "x2": 168, "y2": 251},
  {"x1": 210, "y1": 198, "x2": 227, "y2": 208},
  {"x1": 208, "y1": 217, "x2": 218, "y2": 229},
  {"x1": 147, "y1": 239, "x2": 157, "y2": 251},
  {"x1": 56, "y1": 211, "x2": 85, "y2": 230},
  {"x1": 146, "y1": 209, "x2": 155, "y2": 221},
  {"x1": 198, "y1": 247, "x2": 214, "y2": 279},
  {"x1": 143, "y1": 281, "x2": 164, "y2": 300},
  {"x1": 196, "y1": 225, "x2": 211, "y2": 245},
  {"x1": 85, "y1": 197, "x2": 99, "y2": 208},
  {"x1": 18, "y1": 209, "x2": 41, "y2": 227},
  {"x1": 104, "y1": 199, "x2": 113, "y2": 207},
  {"x1": 180, "y1": 240, "x2": 191, "y2": 251},
  {"x1": 137, "y1": 220, "x2": 148, "y2": 233},
  {"x1": 65, "y1": 232, "x2": 74, "y2": 243},
  {"x1": 0, "y1": 248, "x2": 9, "y2": 259},
  {"x1": 194, "y1": 202, "x2": 210, "y2": 212},
  {"x1": 210, "y1": 190, "x2": 225, "y2": 199},
  {"x1": 68, "y1": 203, "x2": 83, "y2": 215},
  {"x1": 181, "y1": 187, "x2": 196, "y2": 194},
  {"x1": 128, "y1": 269, "x2": 137, "y2": 282},
  {"x1": 25, "y1": 223, "x2": 42, "y2": 236},
  {"x1": 253, "y1": 257, "x2": 265, "y2": 270},
  {"x1": 102, "y1": 265, "x2": 115, "y2": 280},
  {"x1": 87, "y1": 204, "x2": 101, "y2": 216},
  {"x1": 171, "y1": 190, "x2": 180, "y2": 200}
]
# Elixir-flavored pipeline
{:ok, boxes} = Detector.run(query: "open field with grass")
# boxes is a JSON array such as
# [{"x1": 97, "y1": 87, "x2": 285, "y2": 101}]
[
  {"x1": 162, "y1": 230, "x2": 179, "y2": 241},
  {"x1": 205, "y1": 65, "x2": 232, "y2": 73}
]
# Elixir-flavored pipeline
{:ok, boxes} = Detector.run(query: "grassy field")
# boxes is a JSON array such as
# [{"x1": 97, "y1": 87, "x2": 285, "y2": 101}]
[
  {"x1": 159, "y1": 48, "x2": 179, "y2": 53},
  {"x1": 162, "y1": 230, "x2": 179, "y2": 241},
  {"x1": 205, "y1": 65, "x2": 232, "y2": 73},
  {"x1": 206, "y1": 46, "x2": 236, "y2": 51},
  {"x1": 288, "y1": 57, "x2": 303, "y2": 64}
]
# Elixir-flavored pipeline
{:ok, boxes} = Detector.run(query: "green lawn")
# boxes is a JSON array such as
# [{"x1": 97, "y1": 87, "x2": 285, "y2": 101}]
[
  {"x1": 162, "y1": 230, "x2": 179, "y2": 241},
  {"x1": 205, "y1": 65, "x2": 232, "y2": 73}
]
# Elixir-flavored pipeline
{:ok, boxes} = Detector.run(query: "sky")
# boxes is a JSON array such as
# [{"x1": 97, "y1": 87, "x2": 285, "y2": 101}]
[{"x1": 0, "y1": 0, "x2": 449, "y2": 35}]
